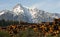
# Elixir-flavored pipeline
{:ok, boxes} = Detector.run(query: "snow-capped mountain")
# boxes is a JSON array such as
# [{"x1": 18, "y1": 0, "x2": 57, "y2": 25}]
[
  {"x1": 13, "y1": 4, "x2": 24, "y2": 15},
  {"x1": 0, "y1": 4, "x2": 60, "y2": 23},
  {"x1": 0, "y1": 10, "x2": 14, "y2": 20}
]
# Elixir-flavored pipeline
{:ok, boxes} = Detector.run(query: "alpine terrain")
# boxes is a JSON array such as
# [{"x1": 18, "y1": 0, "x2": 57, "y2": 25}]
[{"x1": 0, "y1": 4, "x2": 60, "y2": 23}]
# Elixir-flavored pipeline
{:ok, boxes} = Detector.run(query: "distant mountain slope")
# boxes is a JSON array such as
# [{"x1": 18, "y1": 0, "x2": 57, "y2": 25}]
[{"x1": 0, "y1": 4, "x2": 60, "y2": 23}]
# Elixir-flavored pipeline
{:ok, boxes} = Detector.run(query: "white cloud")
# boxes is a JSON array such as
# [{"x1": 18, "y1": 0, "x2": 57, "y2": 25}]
[{"x1": 29, "y1": 0, "x2": 60, "y2": 13}]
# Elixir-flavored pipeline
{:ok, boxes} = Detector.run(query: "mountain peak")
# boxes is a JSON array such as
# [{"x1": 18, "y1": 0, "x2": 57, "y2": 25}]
[
  {"x1": 16, "y1": 4, "x2": 22, "y2": 7},
  {"x1": 13, "y1": 4, "x2": 23, "y2": 9},
  {"x1": 13, "y1": 4, "x2": 24, "y2": 15},
  {"x1": 0, "y1": 3, "x2": 60, "y2": 23}
]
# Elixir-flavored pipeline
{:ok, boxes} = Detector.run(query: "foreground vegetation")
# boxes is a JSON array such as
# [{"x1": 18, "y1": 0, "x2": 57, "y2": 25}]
[{"x1": 0, "y1": 19, "x2": 60, "y2": 37}]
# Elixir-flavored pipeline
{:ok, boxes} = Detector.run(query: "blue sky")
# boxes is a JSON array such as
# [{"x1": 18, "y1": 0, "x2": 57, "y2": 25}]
[{"x1": 0, "y1": 0, "x2": 60, "y2": 13}]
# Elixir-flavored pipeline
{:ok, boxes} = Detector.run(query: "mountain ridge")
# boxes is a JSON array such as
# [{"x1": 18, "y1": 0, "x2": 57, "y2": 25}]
[{"x1": 0, "y1": 4, "x2": 60, "y2": 23}]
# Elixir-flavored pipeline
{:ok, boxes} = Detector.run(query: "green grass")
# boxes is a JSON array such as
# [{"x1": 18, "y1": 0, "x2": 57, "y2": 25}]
[{"x1": 0, "y1": 31, "x2": 11, "y2": 37}]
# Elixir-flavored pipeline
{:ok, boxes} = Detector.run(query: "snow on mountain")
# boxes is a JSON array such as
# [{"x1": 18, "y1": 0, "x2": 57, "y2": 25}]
[
  {"x1": 13, "y1": 4, "x2": 33, "y2": 22},
  {"x1": 0, "y1": 11, "x2": 4, "y2": 15},
  {"x1": 0, "y1": 10, "x2": 14, "y2": 20},
  {"x1": 0, "y1": 4, "x2": 60, "y2": 23},
  {"x1": 13, "y1": 4, "x2": 24, "y2": 15}
]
